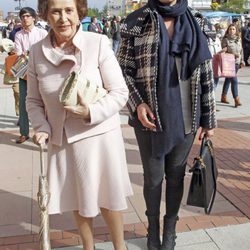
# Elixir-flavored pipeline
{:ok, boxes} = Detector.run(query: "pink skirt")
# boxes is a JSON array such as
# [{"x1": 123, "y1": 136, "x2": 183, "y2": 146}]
[{"x1": 47, "y1": 127, "x2": 133, "y2": 217}]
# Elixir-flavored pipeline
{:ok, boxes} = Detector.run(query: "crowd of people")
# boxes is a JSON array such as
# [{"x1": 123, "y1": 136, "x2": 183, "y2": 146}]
[
  {"x1": 0, "y1": 0, "x2": 248, "y2": 250},
  {"x1": 207, "y1": 17, "x2": 250, "y2": 108},
  {"x1": 87, "y1": 15, "x2": 122, "y2": 54}
]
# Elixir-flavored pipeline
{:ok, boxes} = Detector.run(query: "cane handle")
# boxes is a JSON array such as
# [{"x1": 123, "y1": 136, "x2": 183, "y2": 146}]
[{"x1": 39, "y1": 144, "x2": 45, "y2": 176}]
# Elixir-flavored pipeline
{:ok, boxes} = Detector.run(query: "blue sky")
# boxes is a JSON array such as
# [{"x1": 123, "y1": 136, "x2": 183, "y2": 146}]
[{"x1": 0, "y1": 0, "x2": 106, "y2": 17}]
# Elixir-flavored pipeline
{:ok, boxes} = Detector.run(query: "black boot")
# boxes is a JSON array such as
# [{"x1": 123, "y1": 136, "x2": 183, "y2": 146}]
[
  {"x1": 161, "y1": 216, "x2": 178, "y2": 250},
  {"x1": 147, "y1": 215, "x2": 161, "y2": 250}
]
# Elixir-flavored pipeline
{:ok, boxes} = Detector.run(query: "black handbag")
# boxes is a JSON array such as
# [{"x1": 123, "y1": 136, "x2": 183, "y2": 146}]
[{"x1": 187, "y1": 137, "x2": 218, "y2": 214}]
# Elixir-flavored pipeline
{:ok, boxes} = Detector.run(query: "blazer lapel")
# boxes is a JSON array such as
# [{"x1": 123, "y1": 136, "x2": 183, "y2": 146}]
[{"x1": 42, "y1": 26, "x2": 87, "y2": 67}]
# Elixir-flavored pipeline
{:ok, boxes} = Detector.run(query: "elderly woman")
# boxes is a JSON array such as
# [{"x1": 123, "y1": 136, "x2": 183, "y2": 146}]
[{"x1": 26, "y1": 0, "x2": 133, "y2": 249}]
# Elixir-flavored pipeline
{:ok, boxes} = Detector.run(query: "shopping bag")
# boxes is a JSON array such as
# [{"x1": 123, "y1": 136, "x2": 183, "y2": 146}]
[
  {"x1": 3, "y1": 54, "x2": 19, "y2": 85},
  {"x1": 213, "y1": 53, "x2": 236, "y2": 78},
  {"x1": 187, "y1": 137, "x2": 218, "y2": 214},
  {"x1": 10, "y1": 53, "x2": 29, "y2": 78}
]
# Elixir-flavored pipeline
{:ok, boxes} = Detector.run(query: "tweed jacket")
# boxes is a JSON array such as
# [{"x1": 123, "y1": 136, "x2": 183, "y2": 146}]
[
  {"x1": 117, "y1": 5, "x2": 216, "y2": 133},
  {"x1": 26, "y1": 29, "x2": 128, "y2": 146}
]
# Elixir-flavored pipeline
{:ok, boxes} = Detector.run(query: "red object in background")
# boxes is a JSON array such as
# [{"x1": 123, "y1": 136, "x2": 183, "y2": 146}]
[{"x1": 213, "y1": 53, "x2": 236, "y2": 78}]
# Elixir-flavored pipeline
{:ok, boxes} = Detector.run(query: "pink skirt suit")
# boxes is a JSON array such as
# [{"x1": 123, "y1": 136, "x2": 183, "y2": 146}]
[{"x1": 26, "y1": 29, "x2": 133, "y2": 217}]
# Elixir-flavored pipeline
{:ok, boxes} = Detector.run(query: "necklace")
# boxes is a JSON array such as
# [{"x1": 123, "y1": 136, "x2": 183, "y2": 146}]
[{"x1": 50, "y1": 34, "x2": 76, "y2": 55}]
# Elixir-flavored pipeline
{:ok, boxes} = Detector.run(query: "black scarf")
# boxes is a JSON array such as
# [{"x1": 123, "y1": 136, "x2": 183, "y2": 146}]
[{"x1": 148, "y1": 0, "x2": 211, "y2": 158}]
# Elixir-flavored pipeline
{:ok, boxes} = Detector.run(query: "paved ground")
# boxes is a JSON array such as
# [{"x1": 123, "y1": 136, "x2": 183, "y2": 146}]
[{"x1": 0, "y1": 51, "x2": 250, "y2": 249}]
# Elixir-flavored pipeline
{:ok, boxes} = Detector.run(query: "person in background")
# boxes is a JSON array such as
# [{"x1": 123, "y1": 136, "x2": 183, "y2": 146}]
[
  {"x1": 117, "y1": 0, "x2": 216, "y2": 249},
  {"x1": 0, "y1": 38, "x2": 20, "y2": 122},
  {"x1": 220, "y1": 24, "x2": 244, "y2": 107},
  {"x1": 1, "y1": 26, "x2": 7, "y2": 38},
  {"x1": 215, "y1": 23, "x2": 226, "y2": 41},
  {"x1": 103, "y1": 19, "x2": 112, "y2": 40},
  {"x1": 243, "y1": 21, "x2": 250, "y2": 66},
  {"x1": 232, "y1": 17, "x2": 241, "y2": 34},
  {"x1": 206, "y1": 23, "x2": 222, "y2": 89},
  {"x1": 87, "y1": 16, "x2": 102, "y2": 33},
  {"x1": 9, "y1": 18, "x2": 22, "y2": 42},
  {"x1": 26, "y1": 0, "x2": 133, "y2": 249},
  {"x1": 6, "y1": 22, "x2": 15, "y2": 38},
  {"x1": 14, "y1": 7, "x2": 47, "y2": 144},
  {"x1": 111, "y1": 15, "x2": 121, "y2": 54}
]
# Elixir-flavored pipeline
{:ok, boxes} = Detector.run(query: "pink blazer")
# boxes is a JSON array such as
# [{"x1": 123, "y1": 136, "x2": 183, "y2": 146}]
[{"x1": 26, "y1": 28, "x2": 128, "y2": 146}]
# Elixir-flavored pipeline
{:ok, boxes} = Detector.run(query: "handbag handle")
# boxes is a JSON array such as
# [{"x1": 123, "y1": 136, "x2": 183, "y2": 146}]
[
  {"x1": 202, "y1": 138, "x2": 217, "y2": 214},
  {"x1": 199, "y1": 136, "x2": 207, "y2": 155}
]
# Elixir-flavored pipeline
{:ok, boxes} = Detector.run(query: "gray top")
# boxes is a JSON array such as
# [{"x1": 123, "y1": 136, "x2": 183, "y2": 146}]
[
  {"x1": 221, "y1": 36, "x2": 244, "y2": 64},
  {"x1": 176, "y1": 57, "x2": 192, "y2": 134}
]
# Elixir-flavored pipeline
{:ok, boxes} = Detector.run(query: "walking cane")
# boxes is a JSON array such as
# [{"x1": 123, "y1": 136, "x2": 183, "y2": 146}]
[{"x1": 37, "y1": 144, "x2": 51, "y2": 250}]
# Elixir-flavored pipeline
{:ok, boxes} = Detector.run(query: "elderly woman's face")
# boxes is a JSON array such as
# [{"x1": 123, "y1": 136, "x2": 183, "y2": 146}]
[{"x1": 47, "y1": 0, "x2": 79, "y2": 43}]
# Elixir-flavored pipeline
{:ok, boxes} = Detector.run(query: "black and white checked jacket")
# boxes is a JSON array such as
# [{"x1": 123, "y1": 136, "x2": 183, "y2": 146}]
[{"x1": 117, "y1": 5, "x2": 216, "y2": 133}]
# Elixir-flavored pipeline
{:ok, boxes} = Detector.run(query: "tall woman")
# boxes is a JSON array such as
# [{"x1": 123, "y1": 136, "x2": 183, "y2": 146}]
[
  {"x1": 26, "y1": 0, "x2": 133, "y2": 249},
  {"x1": 220, "y1": 24, "x2": 245, "y2": 107},
  {"x1": 118, "y1": 0, "x2": 216, "y2": 249}
]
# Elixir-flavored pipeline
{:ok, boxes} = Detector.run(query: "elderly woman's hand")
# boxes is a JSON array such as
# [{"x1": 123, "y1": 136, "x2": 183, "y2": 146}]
[
  {"x1": 64, "y1": 91, "x2": 90, "y2": 122},
  {"x1": 33, "y1": 132, "x2": 49, "y2": 145}
]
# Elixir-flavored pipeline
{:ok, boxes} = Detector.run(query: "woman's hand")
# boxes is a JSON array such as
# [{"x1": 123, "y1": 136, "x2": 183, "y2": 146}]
[
  {"x1": 64, "y1": 91, "x2": 90, "y2": 122},
  {"x1": 218, "y1": 47, "x2": 227, "y2": 54},
  {"x1": 240, "y1": 62, "x2": 245, "y2": 68},
  {"x1": 198, "y1": 128, "x2": 214, "y2": 140},
  {"x1": 235, "y1": 53, "x2": 240, "y2": 58},
  {"x1": 33, "y1": 132, "x2": 49, "y2": 146},
  {"x1": 137, "y1": 103, "x2": 156, "y2": 129}
]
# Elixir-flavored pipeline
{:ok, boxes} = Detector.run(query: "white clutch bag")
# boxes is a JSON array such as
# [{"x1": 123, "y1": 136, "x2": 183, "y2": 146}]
[{"x1": 59, "y1": 71, "x2": 107, "y2": 106}]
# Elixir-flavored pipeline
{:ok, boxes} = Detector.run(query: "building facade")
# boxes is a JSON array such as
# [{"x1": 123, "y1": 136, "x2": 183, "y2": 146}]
[
  {"x1": 0, "y1": 10, "x2": 4, "y2": 22},
  {"x1": 189, "y1": 0, "x2": 250, "y2": 13},
  {"x1": 189, "y1": 0, "x2": 211, "y2": 10},
  {"x1": 108, "y1": 0, "x2": 125, "y2": 16},
  {"x1": 106, "y1": 0, "x2": 250, "y2": 17},
  {"x1": 6, "y1": 11, "x2": 19, "y2": 23},
  {"x1": 108, "y1": 0, "x2": 148, "y2": 16}
]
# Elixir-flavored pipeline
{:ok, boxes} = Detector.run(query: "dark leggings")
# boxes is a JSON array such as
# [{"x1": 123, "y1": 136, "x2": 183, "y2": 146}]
[{"x1": 134, "y1": 129, "x2": 195, "y2": 219}]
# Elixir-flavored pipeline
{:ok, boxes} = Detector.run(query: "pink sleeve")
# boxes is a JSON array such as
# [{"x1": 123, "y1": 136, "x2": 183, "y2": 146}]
[
  {"x1": 26, "y1": 45, "x2": 52, "y2": 136},
  {"x1": 14, "y1": 33, "x2": 23, "y2": 56}
]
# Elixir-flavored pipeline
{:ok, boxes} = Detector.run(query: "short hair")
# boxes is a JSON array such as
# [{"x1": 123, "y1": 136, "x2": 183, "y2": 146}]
[
  {"x1": 19, "y1": 7, "x2": 37, "y2": 19},
  {"x1": 91, "y1": 16, "x2": 96, "y2": 23},
  {"x1": 38, "y1": 0, "x2": 87, "y2": 21},
  {"x1": 14, "y1": 17, "x2": 21, "y2": 24},
  {"x1": 232, "y1": 18, "x2": 239, "y2": 23}
]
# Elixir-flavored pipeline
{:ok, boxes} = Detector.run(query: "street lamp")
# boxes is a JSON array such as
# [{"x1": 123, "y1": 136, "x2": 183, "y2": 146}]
[{"x1": 14, "y1": 0, "x2": 23, "y2": 10}]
